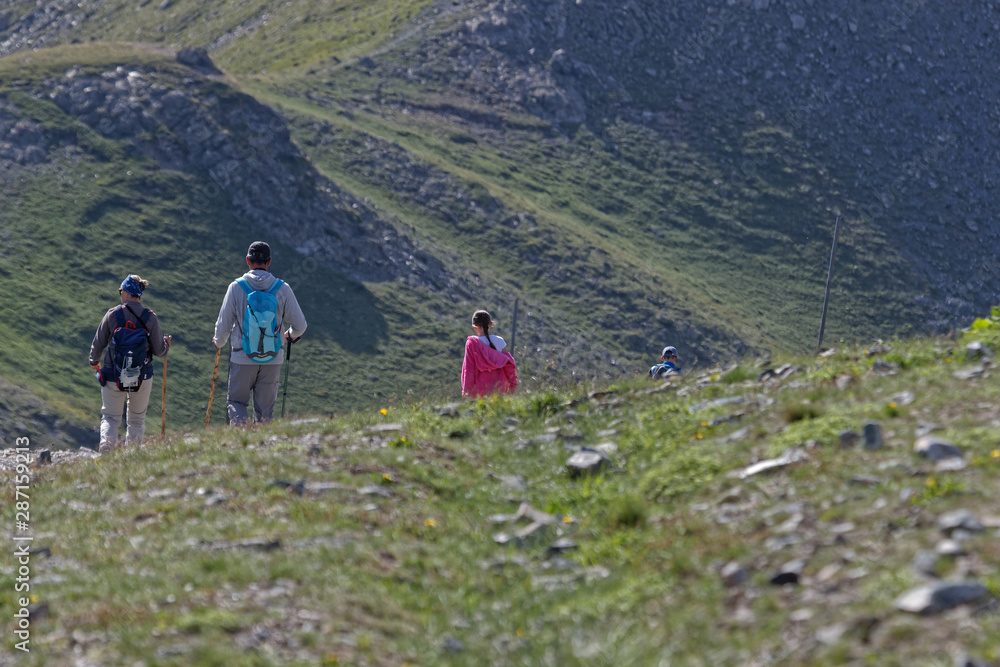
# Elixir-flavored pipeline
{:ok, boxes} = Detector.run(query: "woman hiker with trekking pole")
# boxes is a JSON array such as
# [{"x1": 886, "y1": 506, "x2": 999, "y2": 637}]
[{"x1": 89, "y1": 274, "x2": 172, "y2": 452}]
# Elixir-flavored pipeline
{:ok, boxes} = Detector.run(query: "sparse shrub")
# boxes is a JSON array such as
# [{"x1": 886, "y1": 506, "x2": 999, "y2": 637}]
[
  {"x1": 720, "y1": 365, "x2": 757, "y2": 384},
  {"x1": 609, "y1": 494, "x2": 647, "y2": 529},
  {"x1": 642, "y1": 451, "x2": 724, "y2": 501},
  {"x1": 783, "y1": 402, "x2": 822, "y2": 423},
  {"x1": 967, "y1": 305, "x2": 1000, "y2": 333},
  {"x1": 912, "y1": 476, "x2": 966, "y2": 503},
  {"x1": 529, "y1": 393, "x2": 561, "y2": 416}
]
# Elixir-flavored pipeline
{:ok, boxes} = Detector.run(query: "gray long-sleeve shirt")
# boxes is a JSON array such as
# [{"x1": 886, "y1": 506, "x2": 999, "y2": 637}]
[
  {"x1": 213, "y1": 269, "x2": 308, "y2": 365},
  {"x1": 89, "y1": 302, "x2": 169, "y2": 368}
]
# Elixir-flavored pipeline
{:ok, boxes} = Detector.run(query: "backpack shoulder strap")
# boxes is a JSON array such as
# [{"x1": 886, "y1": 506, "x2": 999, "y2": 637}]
[
  {"x1": 114, "y1": 305, "x2": 126, "y2": 328},
  {"x1": 236, "y1": 278, "x2": 254, "y2": 295},
  {"x1": 266, "y1": 279, "x2": 284, "y2": 295},
  {"x1": 123, "y1": 304, "x2": 151, "y2": 334}
]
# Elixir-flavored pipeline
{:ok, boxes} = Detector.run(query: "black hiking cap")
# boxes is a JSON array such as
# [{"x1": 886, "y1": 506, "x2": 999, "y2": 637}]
[
  {"x1": 247, "y1": 241, "x2": 271, "y2": 263},
  {"x1": 662, "y1": 346, "x2": 678, "y2": 357}
]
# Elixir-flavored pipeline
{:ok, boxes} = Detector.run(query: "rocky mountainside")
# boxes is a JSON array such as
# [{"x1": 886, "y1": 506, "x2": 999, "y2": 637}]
[
  {"x1": 374, "y1": 0, "x2": 1000, "y2": 327},
  {"x1": 7, "y1": 57, "x2": 440, "y2": 286},
  {"x1": 1, "y1": 0, "x2": 998, "y2": 446}
]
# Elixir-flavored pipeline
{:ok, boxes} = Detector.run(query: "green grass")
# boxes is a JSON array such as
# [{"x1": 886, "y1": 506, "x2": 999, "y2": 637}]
[
  {"x1": 0, "y1": 7, "x2": 937, "y2": 442},
  {"x1": 4, "y1": 331, "x2": 1000, "y2": 664},
  {"x1": 0, "y1": 56, "x2": 472, "y2": 438}
]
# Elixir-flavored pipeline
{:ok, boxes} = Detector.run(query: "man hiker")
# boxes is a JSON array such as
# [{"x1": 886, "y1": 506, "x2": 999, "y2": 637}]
[
  {"x1": 213, "y1": 241, "x2": 308, "y2": 425},
  {"x1": 649, "y1": 345, "x2": 682, "y2": 379}
]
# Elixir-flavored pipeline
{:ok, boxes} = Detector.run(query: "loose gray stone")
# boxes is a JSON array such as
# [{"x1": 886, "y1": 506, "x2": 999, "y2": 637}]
[
  {"x1": 892, "y1": 390, "x2": 916, "y2": 406},
  {"x1": 441, "y1": 636, "x2": 465, "y2": 652},
  {"x1": 953, "y1": 365, "x2": 988, "y2": 380},
  {"x1": 916, "y1": 422, "x2": 944, "y2": 437},
  {"x1": 363, "y1": 423, "x2": 403, "y2": 434},
  {"x1": 437, "y1": 403, "x2": 460, "y2": 418},
  {"x1": 358, "y1": 484, "x2": 393, "y2": 498},
  {"x1": 566, "y1": 448, "x2": 610, "y2": 477},
  {"x1": 547, "y1": 538, "x2": 578, "y2": 555},
  {"x1": 936, "y1": 458, "x2": 968, "y2": 472},
  {"x1": 494, "y1": 521, "x2": 554, "y2": 547},
  {"x1": 720, "y1": 560, "x2": 748, "y2": 587},
  {"x1": 203, "y1": 537, "x2": 281, "y2": 552},
  {"x1": 770, "y1": 558, "x2": 806, "y2": 585},
  {"x1": 688, "y1": 396, "x2": 745, "y2": 413},
  {"x1": 954, "y1": 654, "x2": 992, "y2": 667},
  {"x1": 894, "y1": 581, "x2": 989, "y2": 615},
  {"x1": 912, "y1": 550, "x2": 939, "y2": 578},
  {"x1": 863, "y1": 422, "x2": 883, "y2": 450},
  {"x1": 737, "y1": 448, "x2": 807, "y2": 479},
  {"x1": 839, "y1": 430, "x2": 860, "y2": 448},
  {"x1": 938, "y1": 509, "x2": 985, "y2": 535},
  {"x1": 498, "y1": 475, "x2": 528, "y2": 492},
  {"x1": 965, "y1": 341, "x2": 993, "y2": 360},
  {"x1": 914, "y1": 436, "x2": 964, "y2": 461},
  {"x1": 592, "y1": 442, "x2": 617, "y2": 456},
  {"x1": 815, "y1": 623, "x2": 848, "y2": 645},
  {"x1": 935, "y1": 539, "x2": 965, "y2": 557}
]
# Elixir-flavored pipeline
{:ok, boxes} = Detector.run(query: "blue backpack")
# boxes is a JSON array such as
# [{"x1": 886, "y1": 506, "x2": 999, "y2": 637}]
[
  {"x1": 109, "y1": 305, "x2": 152, "y2": 392},
  {"x1": 649, "y1": 362, "x2": 681, "y2": 380},
  {"x1": 237, "y1": 278, "x2": 284, "y2": 362}
]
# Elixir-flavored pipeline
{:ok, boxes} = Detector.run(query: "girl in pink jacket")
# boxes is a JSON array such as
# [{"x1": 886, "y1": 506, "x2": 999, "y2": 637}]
[{"x1": 461, "y1": 310, "x2": 518, "y2": 397}]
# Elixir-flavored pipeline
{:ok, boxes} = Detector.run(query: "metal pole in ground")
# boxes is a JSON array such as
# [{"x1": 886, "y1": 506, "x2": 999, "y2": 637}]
[
  {"x1": 817, "y1": 215, "x2": 842, "y2": 351},
  {"x1": 510, "y1": 298, "x2": 519, "y2": 356}
]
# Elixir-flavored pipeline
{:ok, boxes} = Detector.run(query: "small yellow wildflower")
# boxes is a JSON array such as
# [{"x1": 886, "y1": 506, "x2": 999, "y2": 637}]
[
  {"x1": 424, "y1": 518, "x2": 436, "y2": 527},
  {"x1": 926, "y1": 477, "x2": 937, "y2": 488},
  {"x1": 516, "y1": 628, "x2": 526, "y2": 638},
  {"x1": 991, "y1": 450, "x2": 1000, "y2": 459},
  {"x1": 701, "y1": 421, "x2": 709, "y2": 427},
  {"x1": 380, "y1": 408, "x2": 388, "y2": 416},
  {"x1": 696, "y1": 432, "x2": 704, "y2": 439},
  {"x1": 563, "y1": 515, "x2": 573, "y2": 524},
  {"x1": 888, "y1": 402, "x2": 897, "y2": 409},
  {"x1": 382, "y1": 473, "x2": 392, "y2": 482},
  {"x1": 29, "y1": 594, "x2": 38, "y2": 603}
]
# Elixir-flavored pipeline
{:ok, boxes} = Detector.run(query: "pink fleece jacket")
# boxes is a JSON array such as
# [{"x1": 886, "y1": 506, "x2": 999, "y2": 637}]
[{"x1": 461, "y1": 336, "x2": 518, "y2": 397}]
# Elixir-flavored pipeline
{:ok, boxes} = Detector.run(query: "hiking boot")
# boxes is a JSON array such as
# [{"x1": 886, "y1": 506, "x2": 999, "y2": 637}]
[{"x1": 98, "y1": 443, "x2": 112, "y2": 453}]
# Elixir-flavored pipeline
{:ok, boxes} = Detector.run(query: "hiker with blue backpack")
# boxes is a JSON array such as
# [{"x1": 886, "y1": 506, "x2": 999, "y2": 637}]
[
  {"x1": 89, "y1": 274, "x2": 172, "y2": 452},
  {"x1": 649, "y1": 345, "x2": 682, "y2": 379},
  {"x1": 212, "y1": 241, "x2": 307, "y2": 426}
]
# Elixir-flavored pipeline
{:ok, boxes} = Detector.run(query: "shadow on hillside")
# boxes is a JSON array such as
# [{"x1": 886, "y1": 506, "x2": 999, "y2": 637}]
[{"x1": 265, "y1": 239, "x2": 387, "y2": 356}]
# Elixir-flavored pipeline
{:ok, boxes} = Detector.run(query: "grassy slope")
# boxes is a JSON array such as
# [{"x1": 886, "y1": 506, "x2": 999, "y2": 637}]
[
  {"x1": 0, "y1": 1, "x2": 927, "y2": 442},
  {"x1": 3, "y1": 325, "x2": 1000, "y2": 665},
  {"x1": 7, "y1": 0, "x2": 922, "y2": 349},
  {"x1": 0, "y1": 45, "x2": 469, "y2": 437}
]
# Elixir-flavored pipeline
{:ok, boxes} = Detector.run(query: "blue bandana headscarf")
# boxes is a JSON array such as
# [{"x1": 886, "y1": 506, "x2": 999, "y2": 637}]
[{"x1": 120, "y1": 275, "x2": 144, "y2": 297}]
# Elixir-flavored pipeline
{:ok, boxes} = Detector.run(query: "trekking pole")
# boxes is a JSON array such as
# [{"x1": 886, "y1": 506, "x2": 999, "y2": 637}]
[
  {"x1": 161, "y1": 355, "x2": 167, "y2": 436},
  {"x1": 280, "y1": 338, "x2": 295, "y2": 419},
  {"x1": 817, "y1": 215, "x2": 842, "y2": 351},
  {"x1": 205, "y1": 347, "x2": 221, "y2": 428}
]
